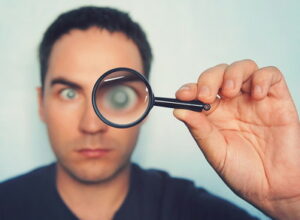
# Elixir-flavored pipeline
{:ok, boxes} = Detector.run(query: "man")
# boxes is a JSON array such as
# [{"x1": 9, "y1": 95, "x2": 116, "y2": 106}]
[{"x1": 0, "y1": 6, "x2": 299, "y2": 220}]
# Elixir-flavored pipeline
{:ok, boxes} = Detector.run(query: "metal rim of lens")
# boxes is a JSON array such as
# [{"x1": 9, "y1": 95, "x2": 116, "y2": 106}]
[{"x1": 92, "y1": 67, "x2": 154, "y2": 128}]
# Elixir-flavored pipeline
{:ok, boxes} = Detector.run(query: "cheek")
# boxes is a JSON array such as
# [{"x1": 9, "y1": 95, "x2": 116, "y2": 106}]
[
  {"x1": 43, "y1": 100, "x2": 82, "y2": 145},
  {"x1": 44, "y1": 98, "x2": 82, "y2": 124},
  {"x1": 113, "y1": 126, "x2": 141, "y2": 149}
]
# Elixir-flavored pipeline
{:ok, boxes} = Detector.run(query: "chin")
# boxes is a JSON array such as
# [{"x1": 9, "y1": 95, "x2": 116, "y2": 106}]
[{"x1": 59, "y1": 159, "x2": 131, "y2": 184}]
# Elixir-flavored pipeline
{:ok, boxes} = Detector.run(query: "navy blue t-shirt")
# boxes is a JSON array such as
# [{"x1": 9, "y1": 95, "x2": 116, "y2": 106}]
[{"x1": 0, "y1": 163, "x2": 258, "y2": 219}]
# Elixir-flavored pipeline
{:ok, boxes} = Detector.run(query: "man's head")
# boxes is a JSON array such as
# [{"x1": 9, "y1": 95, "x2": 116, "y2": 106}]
[
  {"x1": 37, "y1": 6, "x2": 152, "y2": 184},
  {"x1": 39, "y1": 6, "x2": 152, "y2": 90}
]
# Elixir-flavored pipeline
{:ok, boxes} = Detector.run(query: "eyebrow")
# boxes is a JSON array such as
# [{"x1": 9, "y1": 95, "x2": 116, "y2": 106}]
[{"x1": 50, "y1": 77, "x2": 82, "y2": 90}]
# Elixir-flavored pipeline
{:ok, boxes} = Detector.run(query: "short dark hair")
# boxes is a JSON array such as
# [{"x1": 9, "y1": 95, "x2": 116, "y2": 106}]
[{"x1": 39, "y1": 6, "x2": 152, "y2": 89}]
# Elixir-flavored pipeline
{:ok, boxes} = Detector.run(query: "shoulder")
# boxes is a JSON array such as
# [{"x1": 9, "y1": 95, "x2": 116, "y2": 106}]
[
  {"x1": 0, "y1": 163, "x2": 75, "y2": 220},
  {"x1": 132, "y1": 164, "x2": 258, "y2": 219},
  {"x1": 0, "y1": 163, "x2": 56, "y2": 199},
  {"x1": 132, "y1": 163, "x2": 194, "y2": 187},
  {"x1": 132, "y1": 163, "x2": 209, "y2": 202}
]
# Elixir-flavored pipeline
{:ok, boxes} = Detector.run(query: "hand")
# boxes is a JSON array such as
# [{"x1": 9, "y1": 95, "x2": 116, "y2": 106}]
[{"x1": 174, "y1": 60, "x2": 300, "y2": 219}]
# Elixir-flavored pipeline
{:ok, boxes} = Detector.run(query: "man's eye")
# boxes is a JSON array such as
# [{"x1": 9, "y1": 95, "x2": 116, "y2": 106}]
[
  {"x1": 103, "y1": 85, "x2": 138, "y2": 111},
  {"x1": 60, "y1": 88, "x2": 78, "y2": 100}
]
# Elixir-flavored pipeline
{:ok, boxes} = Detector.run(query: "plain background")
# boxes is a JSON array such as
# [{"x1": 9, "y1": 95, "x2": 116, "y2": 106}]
[{"x1": 1, "y1": 0, "x2": 299, "y2": 219}]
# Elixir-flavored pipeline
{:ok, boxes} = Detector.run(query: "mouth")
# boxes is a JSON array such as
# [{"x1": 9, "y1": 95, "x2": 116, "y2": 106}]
[{"x1": 77, "y1": 148, "x2": 112, "y2": 158}]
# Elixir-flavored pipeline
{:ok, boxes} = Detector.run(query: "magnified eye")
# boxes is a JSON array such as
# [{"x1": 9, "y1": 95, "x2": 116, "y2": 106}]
[
  {"x1": 103, "y1": 85, "x2": 137, "y2": 111},
  {"x1": 60, "y1": 88, "x2": 77, "y2": 100}
]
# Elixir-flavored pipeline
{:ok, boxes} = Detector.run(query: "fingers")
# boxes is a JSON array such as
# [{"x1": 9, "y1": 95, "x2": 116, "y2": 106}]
[
  {"x1": 175, "y1": 83, "x2": 220, "y2": 114},
  {"x1": 196, "y1": 64, "x2": 228, "y2": 103},
  {"x1": 174, "y1": 60, "x2": 289, "y2": 173},
  {"x1": 176, "y1": 59, "x2": 287, "y2": 108},
  {"x1": 221, "y1": 59, "x2": 258, "y2": 98},
  {"x1": 174, "y1": 60, "x2": 291, "y2": 175},
  {"x1": 175, "y1": 64, "x2": 227, "y2": 106},
  {"x1": 175, "y1": 83, "x2": 198, "y2": 101},
  {"x1": 250, "y1": 66, "x2": 284, "y2": 100}
]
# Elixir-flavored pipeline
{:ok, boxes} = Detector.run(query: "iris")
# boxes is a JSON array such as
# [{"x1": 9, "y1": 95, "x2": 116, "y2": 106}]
[{"x1": 104, "y1": 85, "x2": 137, "y2": 111}]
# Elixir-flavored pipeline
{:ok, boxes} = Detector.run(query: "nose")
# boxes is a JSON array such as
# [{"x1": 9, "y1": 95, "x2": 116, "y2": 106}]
[{"x1": 79, "y1": 99, "x2": 109, "y2": 134}]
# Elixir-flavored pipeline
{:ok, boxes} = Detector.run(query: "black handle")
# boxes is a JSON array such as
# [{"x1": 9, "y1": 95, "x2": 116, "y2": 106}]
[{"x1": 153, "y1": 97, "x2": 210, "y2": 112}]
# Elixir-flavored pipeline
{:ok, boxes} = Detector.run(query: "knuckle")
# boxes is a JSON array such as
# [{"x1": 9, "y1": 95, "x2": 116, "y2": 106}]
[
  {"x1": 252, "y1": 66, "x2": 283, "y2": 85},
  {"x1": 231, "y1": 59, "x2": 257, "y2": 68},
  {"x1": 243, "y1": 58, "x2": 257, "y2": 65},
  {"x1": 256, "y1": 66, "x2": 282, "y2": 79},
  {"x1": 183, "y1": 82, "x2": 194, "y2": 87},
  {"x1": 197, "y1": 69, "x2": 213, "y2": 82},
  {"x1": 242, "y1": 59, "x2": 259, "y2": 70},
  {"x1": 201, "y1": 66, "x2": 217, "y2": 75},
  {"x1": 262, "y1": 66, "x2": 281, "y2": 74},
  {"x1": 215, "y1": 63, "x2": 228, "y2": 68}
]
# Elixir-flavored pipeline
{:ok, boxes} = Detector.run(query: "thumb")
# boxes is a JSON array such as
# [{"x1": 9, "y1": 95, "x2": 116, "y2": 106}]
[{"x1": 173, "y1": 109, "x2": 227, "y2": 172}]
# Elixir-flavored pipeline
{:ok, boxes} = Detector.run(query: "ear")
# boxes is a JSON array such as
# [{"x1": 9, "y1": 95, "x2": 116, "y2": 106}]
[{"x1": 37, "y1": 87, "x2": 46, "y2": 122}]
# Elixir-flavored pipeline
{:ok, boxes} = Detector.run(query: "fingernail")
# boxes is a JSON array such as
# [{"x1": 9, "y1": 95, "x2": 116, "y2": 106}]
[
  {"x1": 198, "y1": 86, "x2": 210, "y2": 98},
  {"x1": 224, "y1": 80, "x2": 234, "y2": 89}
]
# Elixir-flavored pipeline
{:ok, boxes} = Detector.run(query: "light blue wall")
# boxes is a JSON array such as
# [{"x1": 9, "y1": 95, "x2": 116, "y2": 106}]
[{"x1": 0, "y1": 1, "x2": 299, "y2": 219}]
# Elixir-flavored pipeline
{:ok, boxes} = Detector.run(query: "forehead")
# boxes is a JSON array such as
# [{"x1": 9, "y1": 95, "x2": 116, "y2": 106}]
[{"x1": 45, "y1": 27, "x2": 143, "y2": 86}]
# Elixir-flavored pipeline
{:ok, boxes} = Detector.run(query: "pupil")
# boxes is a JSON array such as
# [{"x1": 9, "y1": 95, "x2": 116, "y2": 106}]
[
  {"x1": 111, "y1": 89, "x2": 128, "y2": 108},
  {"x1": 67, "y1": 90, "x2": 75, "y2": 98}
]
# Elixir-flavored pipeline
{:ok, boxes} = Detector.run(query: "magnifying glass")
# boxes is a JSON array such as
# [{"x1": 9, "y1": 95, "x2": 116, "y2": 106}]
[{"x1": 92, "y1": 67, "x2": 210, "y2": 128}]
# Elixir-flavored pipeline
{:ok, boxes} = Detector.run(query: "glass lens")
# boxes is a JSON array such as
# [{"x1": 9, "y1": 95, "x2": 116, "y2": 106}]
[{"x1": 95, "y1": 69, "x2": 150, "y2": 126}]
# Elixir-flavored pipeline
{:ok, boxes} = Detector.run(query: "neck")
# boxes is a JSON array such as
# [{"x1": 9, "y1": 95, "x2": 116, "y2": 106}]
[{"x1": 56, "y1": 163, "x2": 131, "y2": 220}]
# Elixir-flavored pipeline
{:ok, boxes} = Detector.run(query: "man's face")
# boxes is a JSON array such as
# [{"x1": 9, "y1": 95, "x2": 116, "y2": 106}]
[{"x1": 38, "y1": 27, "x2": 144, "y2": 183}]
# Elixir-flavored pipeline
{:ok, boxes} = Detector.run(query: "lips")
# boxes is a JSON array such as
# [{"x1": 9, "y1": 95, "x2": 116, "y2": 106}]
[{"x1": 77, "y1": 148, "x2": 112, "y2": 158}]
